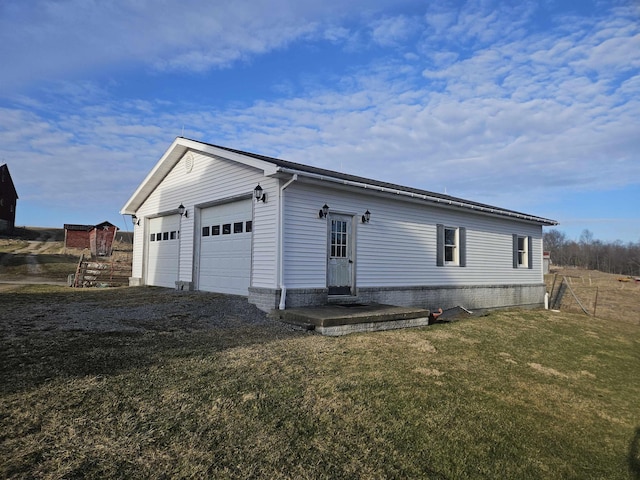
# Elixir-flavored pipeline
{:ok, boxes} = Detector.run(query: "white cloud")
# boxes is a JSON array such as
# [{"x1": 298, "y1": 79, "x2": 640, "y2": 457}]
[
  {"x1": 370, "y1": 15, "x2": 419, "y2": 47},
  {"x1": 0, "y1": 0, "x2": 417, "y2": 91},
  {"x1": 323, "y1": 25, "x2": 352, "y2": 43},
  {"x1": 0, "y1": 0, "x2": 638, "y2": 231},
  {"x1": 422, "y1": 1, "x2": 535, "y2": 48}
]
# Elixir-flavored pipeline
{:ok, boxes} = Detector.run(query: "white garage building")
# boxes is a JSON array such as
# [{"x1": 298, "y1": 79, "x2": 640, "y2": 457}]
[{"x1": 121, "y1": 137, "x2": 557, "y2": 313}]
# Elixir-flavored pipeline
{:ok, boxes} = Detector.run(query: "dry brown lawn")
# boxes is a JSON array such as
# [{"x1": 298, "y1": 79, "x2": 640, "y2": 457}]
[
  {"x1": 546, "y1": 268, "x2": 640, "y2": 325},
  {"x1": 0, "y1": 260, "x2": 638, "y2": 478}
]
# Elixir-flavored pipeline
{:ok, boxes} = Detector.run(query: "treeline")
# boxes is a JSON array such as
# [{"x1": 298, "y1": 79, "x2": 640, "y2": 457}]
[{"x1": 544, "y1": 229, "x2": 640, "y2": 276}]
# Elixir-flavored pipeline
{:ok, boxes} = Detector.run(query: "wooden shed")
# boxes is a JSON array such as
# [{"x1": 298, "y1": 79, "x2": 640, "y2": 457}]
[{"x1": 64, "y1": 221, "x2": 118, "y2": 256}]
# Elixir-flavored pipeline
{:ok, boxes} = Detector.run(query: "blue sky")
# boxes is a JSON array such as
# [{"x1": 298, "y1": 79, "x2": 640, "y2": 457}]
[{"x1": 0, "y1": 0, "x2": 638, "y2": 242}]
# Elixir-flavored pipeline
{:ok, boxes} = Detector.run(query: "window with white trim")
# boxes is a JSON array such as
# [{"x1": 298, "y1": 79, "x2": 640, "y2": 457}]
[
  {"x1": 437, "y1": 224, "x2": 466, "y2": 267},
  {"x1": 444, "y1": 227, "x2": 457, "y2": 263},
  {"x1": 513, "y1": 234, "x2": 533, "y2": 269},
  {"x1": 518, "y1": 236, "x2": 527, "y2": 267}
]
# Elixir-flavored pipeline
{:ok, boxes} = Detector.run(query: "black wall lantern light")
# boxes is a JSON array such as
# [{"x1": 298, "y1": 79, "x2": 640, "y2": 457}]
[
  {"x1": 178, "y1": 203, "x2": 188, "y2": 218},
  {"x1": 131, "y1": 214, "x2": 140, "y2": 226},
  {"x1": 362, "y1": 210, "x2": 371, "y2": 223},
  {"x1": 318, "y1": 204, "x2": 330, "y2": 219},
  {"x1": 254, "y1": 184, "x2": 266, "y2": 202}
]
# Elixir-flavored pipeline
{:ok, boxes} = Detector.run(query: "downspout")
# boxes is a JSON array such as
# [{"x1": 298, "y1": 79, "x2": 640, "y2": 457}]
[{"x1": 278, "y1": 174, "x2": 298, "y2": 310}]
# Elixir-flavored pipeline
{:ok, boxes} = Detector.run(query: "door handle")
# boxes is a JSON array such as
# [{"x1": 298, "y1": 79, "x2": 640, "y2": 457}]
[{"x1": 348, "y1": 259, "x2": 353, "y2": 263}]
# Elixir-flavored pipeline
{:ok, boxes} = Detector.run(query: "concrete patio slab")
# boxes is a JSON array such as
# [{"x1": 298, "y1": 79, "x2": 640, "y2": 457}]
[{"x1": 271, "y1": 303, "x2": 431, "y2": 336}]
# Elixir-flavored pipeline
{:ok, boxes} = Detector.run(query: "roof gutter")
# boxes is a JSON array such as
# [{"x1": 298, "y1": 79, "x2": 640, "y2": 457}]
[{"x1": 273, "y1": 167, "x2": 557, "y2": 226}]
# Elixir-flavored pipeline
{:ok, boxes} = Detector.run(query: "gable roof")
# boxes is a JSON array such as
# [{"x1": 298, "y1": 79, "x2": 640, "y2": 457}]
[
  {"x1": 64, "y1": 221, "x2": 116, "y2": 232},
  {"x1": 64, "y1": 224, "x2": 93, "y2": 232},
  {"x1": 95, "y1": 221, "x2": 117, "y2": 229},
  {"x1": 0, "y1": 164, "x2": 18, "y2": 200},
  {"x1": 121, "y1": 137, "x2": 557, "y2": 226}
]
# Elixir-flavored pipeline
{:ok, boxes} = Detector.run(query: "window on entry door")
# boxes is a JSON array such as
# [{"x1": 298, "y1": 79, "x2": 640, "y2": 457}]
[{"x1": 330, "y1": 220, "x2": 348, "y2": 258}]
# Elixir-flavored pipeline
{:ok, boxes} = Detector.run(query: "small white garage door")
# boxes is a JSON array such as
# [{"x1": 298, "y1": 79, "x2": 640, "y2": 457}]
[
  {"x1": 198, "y1": 199, "x2": 252, "y2": 295},
  {"x1": 147, "y1": 215, "x2": 180, "y2": 288}
]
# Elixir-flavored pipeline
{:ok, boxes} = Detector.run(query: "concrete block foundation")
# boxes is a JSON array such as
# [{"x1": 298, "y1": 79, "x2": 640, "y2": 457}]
[
  {"x1": 175, "y1": 281, "x2": 194, "y2": 291},
  {"x1": 356, "y1": 284, "x2": 546, "y2": 312},
  {"x1": 249, "y1": 283, "x2": 546, "y2": 313}
]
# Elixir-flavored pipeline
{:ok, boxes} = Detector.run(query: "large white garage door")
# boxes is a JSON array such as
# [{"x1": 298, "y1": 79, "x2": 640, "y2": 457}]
[
  {"x1": 198, "y1": 200, "x2": 252, "y2": 295},
  {"x1": 147, "y1": 215, "x2": 180, "y2": 288}
]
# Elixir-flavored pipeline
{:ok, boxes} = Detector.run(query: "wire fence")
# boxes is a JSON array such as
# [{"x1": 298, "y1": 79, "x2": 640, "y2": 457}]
[{"x1": 545, "y1": 270, "x2": 640, "y2": 325}]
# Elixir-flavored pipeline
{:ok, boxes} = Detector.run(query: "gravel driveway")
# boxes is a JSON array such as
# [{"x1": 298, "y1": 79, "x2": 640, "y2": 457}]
[{"x1": 0, "y1": 286, "x2": 303, "y2": 338}]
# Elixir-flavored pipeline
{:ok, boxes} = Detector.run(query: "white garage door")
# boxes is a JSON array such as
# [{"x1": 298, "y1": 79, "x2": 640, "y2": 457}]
[
  {"x1": 147, "y1": 215, "x2": 180, "y2": 288},
  {"x1": 198, "y1": 200, "x2": 252, "y2": 295}
]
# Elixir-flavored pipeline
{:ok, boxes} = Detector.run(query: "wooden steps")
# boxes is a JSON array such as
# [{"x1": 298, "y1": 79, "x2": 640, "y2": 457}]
[{"x1": 72, "y1": 253, "x2": 132, "y2": 288}]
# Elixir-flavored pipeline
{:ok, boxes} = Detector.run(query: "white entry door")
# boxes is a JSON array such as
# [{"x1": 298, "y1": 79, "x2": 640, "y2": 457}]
[
  {"x1": 198, "y1": 199, "x2": 252, "y2": 295},
  {"x1": 147, "y1": 215, "x2": 180, "y2": 288},
  {"x1": 327, "y1": 214, "x2": 354, "y2": 295}
]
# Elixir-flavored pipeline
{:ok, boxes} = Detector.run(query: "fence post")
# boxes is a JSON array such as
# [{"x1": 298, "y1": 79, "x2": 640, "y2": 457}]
[{"x1": 563, "y1": 276, "x2": 590, "y2": 316}]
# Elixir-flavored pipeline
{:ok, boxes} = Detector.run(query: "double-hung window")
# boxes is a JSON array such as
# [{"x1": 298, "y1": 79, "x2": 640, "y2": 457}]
[
  {"x1": 444, "y1": 227, "x2": 457, "y2": 263},
  {"x1": 437, "y1": 224, "x2": 466, "y2": 267},
  {"x1": 513, "y1": 234, "x2": 533, "y2": 269}
]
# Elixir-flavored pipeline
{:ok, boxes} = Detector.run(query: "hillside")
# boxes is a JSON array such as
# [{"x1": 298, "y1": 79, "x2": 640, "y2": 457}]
[{"x1": 0, "y1": 227, "x2": 132, "y2": 286}]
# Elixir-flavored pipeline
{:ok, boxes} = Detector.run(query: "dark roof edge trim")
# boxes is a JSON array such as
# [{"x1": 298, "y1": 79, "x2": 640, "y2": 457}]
[
  {"x1": 200, "y1": 139, "x2": 557, "y2": 226},
  {"x1": 275, "y1": 166, "x2": 559, "y2": 226}
]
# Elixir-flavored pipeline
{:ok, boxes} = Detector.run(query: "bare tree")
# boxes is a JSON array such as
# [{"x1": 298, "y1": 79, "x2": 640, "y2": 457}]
[
  {"x1": 543, "y1": 229, "x2": 640, "y2": 276},
  {"x1": 543, "y1": 229, "x2": 567, "y2": 265}
]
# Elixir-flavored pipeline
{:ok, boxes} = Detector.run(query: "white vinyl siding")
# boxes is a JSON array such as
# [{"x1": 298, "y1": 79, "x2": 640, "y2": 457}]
[
  {"x1": 251, "y1": 180, "x2": 278, "y2": 288},
  {"x1": 133, "y1": 151, "x2": 278, "y2": 288},
  {"x1": 130, "y1": 143, "x2": 545, "y2": 295},
  {"x1": 281, "y1": 187, "x2": 328, "y2": 288},
  {"x1": 131, "y1": 223, "x2": 145, "y2": 279},
  {"x1": 283, "y1": 183, "x2": 543, "y2": 289}
]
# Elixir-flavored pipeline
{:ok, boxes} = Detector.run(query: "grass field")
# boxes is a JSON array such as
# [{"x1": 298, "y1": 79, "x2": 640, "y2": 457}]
[
  {"x1": 1, "y1": 283, "x2": 639, "y2": 479},
  {"x1": 546, "y1": 268, "x2": 640, "y2": 326},
  {"x1": 0, "y1": 230, "x2": 132, "y2": 281}
]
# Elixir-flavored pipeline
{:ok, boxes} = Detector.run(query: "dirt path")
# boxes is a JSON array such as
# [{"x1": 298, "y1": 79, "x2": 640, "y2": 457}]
[
  {"x1": 13, "y1": 231, "x2": 55, "y2": 254},
  {"x1": 11, "y1": 234, "x2": 53, "y2": 274},
  {"x1": 0, "y1": 231, "x2": 68, "y2": 286}
]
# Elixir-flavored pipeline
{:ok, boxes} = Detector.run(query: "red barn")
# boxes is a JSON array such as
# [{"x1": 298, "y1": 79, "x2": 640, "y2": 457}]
[{"x1": 64, "y1": 221, "x2": 118, "y2": 256}]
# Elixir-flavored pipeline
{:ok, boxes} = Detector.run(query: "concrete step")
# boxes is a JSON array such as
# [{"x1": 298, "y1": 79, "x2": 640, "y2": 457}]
[{"x1": 273, "y1": 303, "x2": 431, "y2": 336}]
